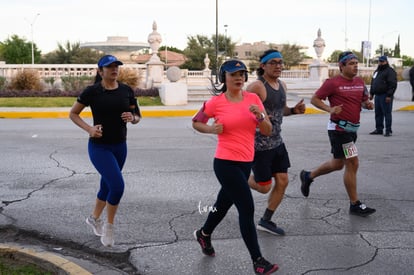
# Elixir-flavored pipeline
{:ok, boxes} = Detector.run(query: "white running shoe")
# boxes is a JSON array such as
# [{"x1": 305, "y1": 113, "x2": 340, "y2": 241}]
[
  {"x1": 86, "y1": 215, "x2": 104, "y2": 236},
  {"x1": 101, "y1": 223, "x2": 115, "y2": 247}
]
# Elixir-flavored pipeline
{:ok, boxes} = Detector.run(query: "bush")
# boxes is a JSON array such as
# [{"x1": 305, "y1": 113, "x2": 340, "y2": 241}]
[
  {"x1": 134, "y1": 87, "x2": 159, "y2": 97},
  {"x1": 118, "y1": 68, "x2": 141, "y2": 89},
  {"x1": 0, "y1": 86, "x2": 158, "y2": 98},
  {"x1": 0, "y1": 69, "x2": 158, "y2": 97},
  {"x1": 0, "y1": 76, "x2": 6, "y2": 90},
  {"x1": 9, "y1": 69, "x2": 42, "y2": 91},
  {"x1": 61, "y1": 75, "x2": 94, "y2": 92},
  {"x1": 0, "y1": 89, "x2": 81, "y2": 97}
]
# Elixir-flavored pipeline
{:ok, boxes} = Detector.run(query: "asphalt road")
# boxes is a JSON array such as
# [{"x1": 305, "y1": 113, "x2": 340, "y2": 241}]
[{"x1": 1, "y1": 111, "x2": 414, "y2": 274}]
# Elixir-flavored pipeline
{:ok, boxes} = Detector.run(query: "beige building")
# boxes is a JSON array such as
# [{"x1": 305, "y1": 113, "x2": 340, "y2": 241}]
[
  {"x1": 234, "y1": 41, "x2": 310, "y2": 71},
  {"x1": 234, "y1": 41, "x2": 281, "y2": 59},
  {"x1": 80, "y1": 36, "x2": 149, "y2": 64},
  {"x1": 234, "y1": 41, "x2": 280, "y2": 70},
  {"x1": 131, "y1": 50, "x2": 186, "y2": 67}
]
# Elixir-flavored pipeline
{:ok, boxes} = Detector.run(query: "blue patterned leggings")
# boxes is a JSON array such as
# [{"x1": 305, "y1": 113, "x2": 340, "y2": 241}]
[{"x1": 88, "y1": 140, "x2": 127, "y2": 205}]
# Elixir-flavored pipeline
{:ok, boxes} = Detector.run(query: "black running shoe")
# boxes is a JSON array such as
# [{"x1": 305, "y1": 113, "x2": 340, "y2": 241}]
[
  {"x1": 300, "y1": 170, "x2": 313, "y2": 197},
  {"x1": 349, "y1": 201, "x2": 376, "y2": 217},
  {"x1": 369, "y1": 130, "x2": 383, "y2": 135},
  {"x1": 194, "y1": 229, "x2": 215, "y2": 256},
  {"x1": 257, "y1": 218, "x2": 285, "y2": 236},
  {"x1": 253, "y1": 257, "x2": 279, "y2": 274}
]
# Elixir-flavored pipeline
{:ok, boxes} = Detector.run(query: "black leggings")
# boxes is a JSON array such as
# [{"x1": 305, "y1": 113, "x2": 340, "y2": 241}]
[{"x1": 202, "y1": 158, "x2": 262, "y2": 261}]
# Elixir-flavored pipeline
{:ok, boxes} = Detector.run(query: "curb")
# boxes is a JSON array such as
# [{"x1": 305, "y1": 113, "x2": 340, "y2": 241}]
[
  {"x1": 0, "y1": 109, "x2": 199, "y2": 119},
  {"x1": 0, "y1": 105, "x2": 413, "y2": 119},
  {"x1": 396, "y1": 105, "x2": 414, "y2": 111},
  {"x1": 0, "y1": 243, "x2": 92, "y2": 275}
]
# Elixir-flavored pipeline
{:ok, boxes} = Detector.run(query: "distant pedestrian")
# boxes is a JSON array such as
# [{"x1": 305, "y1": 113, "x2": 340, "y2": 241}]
[
  {"x1": 247, "y1": 49, "x2": 305, "y2": 236},
  {"x1": 69, "y1": 55, "x2": 141, "y2": 247},
  {"x1": 409, "y1": 65, "x2": 414, "y2": 101},
  {"x1": 300, "y1": 51, "x2": 376, "y2": 217},
  {"x1": 192, "y1": 59, "x2": 279, "y2": 274},
  {"x1": 369, "y1": 55, "x2": 397, "y2": 137}
]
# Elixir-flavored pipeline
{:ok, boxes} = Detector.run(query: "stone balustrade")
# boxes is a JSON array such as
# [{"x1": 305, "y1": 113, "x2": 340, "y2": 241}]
[
  {"x1": 0, "y1": 63, "x2": 375, "y2": 87},
  {"x1": 0, "y1": 64, "x2": 146, "y2": 79}
]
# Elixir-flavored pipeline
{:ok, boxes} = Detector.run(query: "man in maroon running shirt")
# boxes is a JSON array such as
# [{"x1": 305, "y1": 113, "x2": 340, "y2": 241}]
[{"x1": 300, "y1": 51, "x2": 376, "y2": 217}]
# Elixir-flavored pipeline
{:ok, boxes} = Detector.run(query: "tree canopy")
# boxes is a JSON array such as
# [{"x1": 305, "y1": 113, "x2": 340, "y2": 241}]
[
  {"x1": 0, "y1": 35, "x2": 102, "y2": 64},
  {"x1": 279, "y1": 44, "x2": 306, "y2": 70},
  {"x1": 0, "y1": 35, "x2": 41, "y2": 64},
  {"x1": 41, "y1": 41, "x2": 103, "y2": 64},
  {"x1": 327, "y1": 50, "x2": 362, "y2": 63},
  {"x1": 2, "y1": 33, "x2": 412, "y2": 67},
  {"x1": 181, "y1": 34, "x2": 235, "y2": 71}
]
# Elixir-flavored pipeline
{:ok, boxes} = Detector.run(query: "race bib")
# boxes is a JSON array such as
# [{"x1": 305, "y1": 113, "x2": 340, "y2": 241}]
[{"x1": 342, "y1": 141, "x2": 358, "y2": 159}]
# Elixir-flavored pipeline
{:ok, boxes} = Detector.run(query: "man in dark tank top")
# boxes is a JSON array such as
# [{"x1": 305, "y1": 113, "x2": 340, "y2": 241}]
[{"x1": 247, "y1": 50, "x2": 305, "y2": 235}]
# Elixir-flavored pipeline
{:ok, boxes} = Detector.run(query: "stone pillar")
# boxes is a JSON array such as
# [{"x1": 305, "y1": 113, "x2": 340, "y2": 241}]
[
  {"x1": 159, "y1": 66, "x2": 188, "y2": 105},
  {"x1": 309, "y1": 28, "x2": 329, "y2": 83},
  {"x1": 146, "y1": 21, "x2": 165, "y2": 88},
  {"x1": 203, "y1": 53, "x2": 211, "y2": 77},
  {"x1": 394, "y1": 68, "x2": 412, "y2": 101}
]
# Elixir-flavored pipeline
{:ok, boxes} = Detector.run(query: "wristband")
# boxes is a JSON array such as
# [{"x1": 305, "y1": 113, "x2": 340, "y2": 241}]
[{"x1": 290, "y1": 107, "x2": 295, "y2": 115}]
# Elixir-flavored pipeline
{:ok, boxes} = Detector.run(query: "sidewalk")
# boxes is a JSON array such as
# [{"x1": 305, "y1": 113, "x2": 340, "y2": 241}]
[
  {"x1": 0, "y1": 104, "x2": 202, "y2": 119},
  {"x1": 0, "y1": 98, "x2": 413, "y2": 119}
]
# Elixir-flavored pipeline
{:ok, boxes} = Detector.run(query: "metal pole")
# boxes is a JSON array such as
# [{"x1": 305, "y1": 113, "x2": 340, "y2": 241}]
[
  {"x1": 344, "y1": 0, "x2": 348, "y2": 50},
  {"x1": 215, "y1": 0, "x2": 218, "y2": 84},
  {"x1": 29, "y1": 13, "x2": 40, "y2": 65},
  {"x1": 31, "y1": 28, "x2": 34, "y2": 64},
  {"x1": 224, "y1": 24, "x2": 228, "y2": 59}
]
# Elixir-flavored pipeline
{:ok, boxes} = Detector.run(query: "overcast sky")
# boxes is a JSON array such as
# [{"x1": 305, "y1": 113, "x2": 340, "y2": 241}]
[{"x1": 1, "y1": 0, "x2": 412, "y2": 60}]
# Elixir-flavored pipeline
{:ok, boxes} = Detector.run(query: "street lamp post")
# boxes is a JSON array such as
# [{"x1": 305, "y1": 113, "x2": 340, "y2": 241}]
[
  {"x1": 27, "y1": 13, "x2": 40, "y2": 65},
  {"x1": 344, "y1": 0, "x2": 348, "y2": 50},
  {"x1": 224, "y1": 24, "x2": 228, "y2": 59},
  {"x1": 366, "y1": 0, "x2": 371, "y2": 67}
]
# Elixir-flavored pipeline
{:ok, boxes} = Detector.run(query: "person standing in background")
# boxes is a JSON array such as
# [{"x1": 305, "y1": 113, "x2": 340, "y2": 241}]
[
  {"x1": 409, "y1": 65, "x2": 414, "y2": 102},
  {"x1": 69, "y1": 55, "x2": 141, "y2": 247},
  {"x1": 369, "y1": 55, "x2": 397, "y2": 137}
]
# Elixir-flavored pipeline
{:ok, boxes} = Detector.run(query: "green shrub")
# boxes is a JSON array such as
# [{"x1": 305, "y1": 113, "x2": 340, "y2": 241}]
[
  {"x1": 134, "y1": 87, "x2": 159, "y2": 97},
  {"x1": 0, "y1": 76, "x2": 6, "y2": 90},
  {"x1": 118, "y1": 68, "x2": 141, "y2": 89},
  {"x1": 43, "y1": 77, "x2": 55, "y2": 86},
  {"x1": 9, "y1": 69, "x2": 42, "y2": 91},
  {"x1": 61, "y1": 75, "x2": 94, "y2": 92}
]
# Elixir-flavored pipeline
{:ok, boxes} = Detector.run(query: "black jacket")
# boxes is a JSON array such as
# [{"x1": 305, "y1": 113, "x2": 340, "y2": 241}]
[
  {"x1": 370, "y1": 64, "x2": 397, "y2": 97},
  {"x1": 409, "y1": 66, "x2": 414, "y2": 88}
]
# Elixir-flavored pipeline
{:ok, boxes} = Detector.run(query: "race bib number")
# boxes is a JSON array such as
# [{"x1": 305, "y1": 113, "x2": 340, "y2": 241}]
[{"x1": 342, "y1": 141, "x2": 358, "y2": 159}]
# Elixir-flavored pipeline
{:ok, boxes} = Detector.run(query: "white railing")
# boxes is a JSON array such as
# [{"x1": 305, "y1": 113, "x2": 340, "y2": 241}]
[
  {"x1": 0, "y1": 64, "x2": 146, "y2": 79},
  {"x1": 280, "y1": 70, "x2": 310, "y2": 80},
  {"x1": 0, "y1": 63, "x2": 376, "y2": 85}
]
